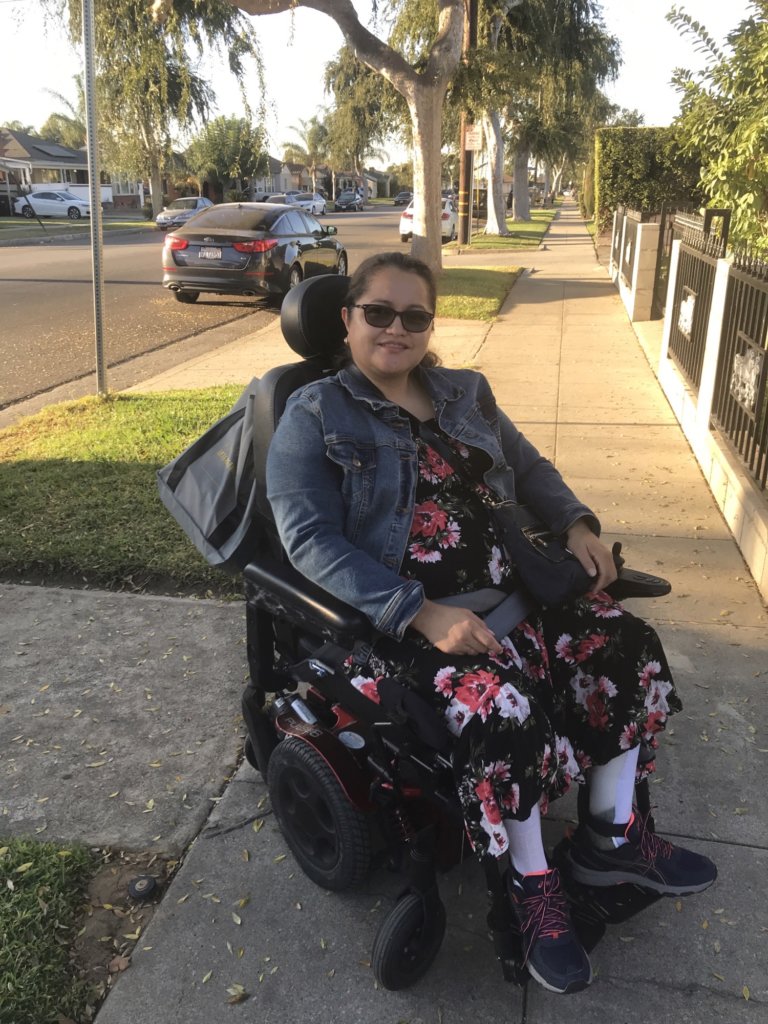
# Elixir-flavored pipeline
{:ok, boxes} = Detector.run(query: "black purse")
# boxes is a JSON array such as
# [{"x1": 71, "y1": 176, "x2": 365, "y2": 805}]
[{"x1": 418, "y1": 423, "x2": 594, "y2": 607}]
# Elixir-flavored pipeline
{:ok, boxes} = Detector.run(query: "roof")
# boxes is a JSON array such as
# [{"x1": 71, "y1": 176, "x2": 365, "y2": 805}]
[{"x1": 0, "y1": 128, "x2": 88, "y2": 168}]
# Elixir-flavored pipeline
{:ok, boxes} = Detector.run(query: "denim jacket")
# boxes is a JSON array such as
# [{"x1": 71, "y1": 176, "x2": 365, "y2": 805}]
[{"x1": 266, "y1": 365, "x2": 598, "y2": 640}]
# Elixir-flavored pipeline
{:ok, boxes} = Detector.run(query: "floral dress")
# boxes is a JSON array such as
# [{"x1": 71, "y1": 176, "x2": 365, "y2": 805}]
[{"x1": 344, "y1": 420, "x2": 682, "y2": 859}]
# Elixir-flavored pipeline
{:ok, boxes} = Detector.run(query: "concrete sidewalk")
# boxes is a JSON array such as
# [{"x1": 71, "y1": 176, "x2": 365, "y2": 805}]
[{"x1": 3, "y1": 204, "x2": 767, "y2": 1023}]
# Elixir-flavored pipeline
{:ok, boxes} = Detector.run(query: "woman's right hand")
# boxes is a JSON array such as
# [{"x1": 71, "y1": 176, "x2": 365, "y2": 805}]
[{"x1": 410, "y1": 599, "x2": 503, "y2": 656}]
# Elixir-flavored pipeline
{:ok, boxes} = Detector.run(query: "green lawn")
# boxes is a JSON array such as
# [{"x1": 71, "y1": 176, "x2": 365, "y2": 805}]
[
  {"x1": 0, "y1": 216, "x2": 154, "y2": 241},
  {"x1": 437, "y1": 266, "x2": 522, "y2": 320},
  {"x1": 446, "y1": 203, "x2": 561, "y2": 251},
  {"x1": 0, "y1": 840, "x2": 95, "y2": 1024}
]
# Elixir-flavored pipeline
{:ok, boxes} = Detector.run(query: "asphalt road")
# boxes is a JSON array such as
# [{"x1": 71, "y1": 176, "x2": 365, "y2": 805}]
[{"x1": 0, "y1": 206, "x2": 403, "y2": 409}]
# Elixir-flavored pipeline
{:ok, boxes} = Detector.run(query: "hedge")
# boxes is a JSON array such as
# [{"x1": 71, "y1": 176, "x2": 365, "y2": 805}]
[{"x1": 594, "y1": 126, "x2": 705, "y2": 232}]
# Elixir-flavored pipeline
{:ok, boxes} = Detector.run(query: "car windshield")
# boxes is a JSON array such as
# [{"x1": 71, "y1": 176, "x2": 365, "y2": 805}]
[
  {"x1": 338, "y1": 192, "x2": 356, "y2": 199},
  {"x1": 186, "y1": 205, "x2": 277, "y2": 232},
  {"x1": 168, "y1": 198, "x2": 200, "y2": 210}
]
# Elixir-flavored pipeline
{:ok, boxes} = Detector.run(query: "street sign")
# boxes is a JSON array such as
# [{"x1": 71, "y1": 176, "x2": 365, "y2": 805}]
[{"x1": 464, "y1": 125, "x2": 483, "y2": 151}]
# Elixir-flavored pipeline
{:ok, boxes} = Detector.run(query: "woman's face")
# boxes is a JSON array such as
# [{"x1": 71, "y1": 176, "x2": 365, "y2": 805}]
[{"x1": 340, "y1": 267, "x2": 434, "y2": 389}]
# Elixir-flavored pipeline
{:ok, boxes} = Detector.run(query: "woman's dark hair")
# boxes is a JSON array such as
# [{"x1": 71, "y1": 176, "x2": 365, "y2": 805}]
[
  {"x1": 339, "y1": 251, "x2": 440, "y2": 368},
  {"x1": 344, "y1": 250, "x2": 437, "y2": 313}
]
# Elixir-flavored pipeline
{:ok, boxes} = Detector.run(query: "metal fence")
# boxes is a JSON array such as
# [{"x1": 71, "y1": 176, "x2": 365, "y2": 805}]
[
  {"x1": 666, "y1": 210, "x2": 730, "y2": 393},
  {"x1": 651, "y1": 206, "x2": 689, "y2": 319},
  {"x1": 711, "y1": 250, "x2": 768, "y2": 491}
]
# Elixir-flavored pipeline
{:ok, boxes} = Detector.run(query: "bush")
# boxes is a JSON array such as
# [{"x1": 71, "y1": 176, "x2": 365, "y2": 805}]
[{"x1": 594, "y1": 126, "x2": 704, "y2": 232}]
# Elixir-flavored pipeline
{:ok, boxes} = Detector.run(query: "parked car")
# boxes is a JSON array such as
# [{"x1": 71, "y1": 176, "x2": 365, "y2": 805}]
[
  {"x1": 161, "y1": 202, "x2": 347, "y2": 304},
  {"x1": 399, "y1": 198, "x2": 457, "y2": 244},
  {"x1": 333, "y1": 190, "x2": 363, "y2": 212},
  {"x1": 393, "y1": 190, "x2": 413, "y2": 206},
  {"x1": 155, "y1": 196, "x2": 213, "y2": 230},
  {"x1": 288, "y1": 192, "x2": 327, "y2": 216},
  {"x1": 14, "y1": 190, "x2": 91, "y2": 220},
  {"x1": 265, "y1": 193, "x2": 289, "y2": 204}
]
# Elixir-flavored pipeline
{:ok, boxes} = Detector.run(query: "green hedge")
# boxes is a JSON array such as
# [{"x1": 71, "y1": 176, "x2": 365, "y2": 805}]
[{"x1": 594, "y1": 127, "x2": 704, "y2": 232}]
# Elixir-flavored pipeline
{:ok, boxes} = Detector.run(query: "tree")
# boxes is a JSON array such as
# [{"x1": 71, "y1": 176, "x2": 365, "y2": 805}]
[
  {"x1": 196, "y1": 0, "x2": 466, "y2": 271},
  {"x1": 3, "y1": 120, "x2": 35, "y2": 134},
  {"x1": 187, "y1": 116, "x2": 268, "y2": 198},
  {"x1": 282, "y1": 116, "x2": 329, "y2": 193},
  {"x1": 39, "y1": 75, "x2": 87, "y2": 150},
  {"x1": 668, "y1": 2, "x2": 768, "y2": 250},
  {"x1": 49, "y1": 0, "x2": 263, "y2": 215}
]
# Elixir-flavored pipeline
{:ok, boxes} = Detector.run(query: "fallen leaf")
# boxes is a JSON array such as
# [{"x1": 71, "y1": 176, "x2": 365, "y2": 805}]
[
  {"x1": 252, "y1": 820, "x2": 264, "y2": 833},
  {"x1": 15, "y1": 862, "x2": 33, "y2": 873},
  {"x1": 241, "y1": 850, "x2": 250, "y2": 862},
  {"x1": 743, "y1": 986, "x2": 750, "y2": 1001},
  {"x1": 274, "y1": 854, "x2": 286, "y2": 864},
  {"x1": 202, "y1": 970, "x2": 212, "y2": 984},
  {"x1": 711, "y1": 972, "x2": 725, "y2": 981},
  {"x1": 226, "y1": 983, "x2": 248, "y2": 1005},
  {"x1": 232, "y1": 913, "x2": 242, "y2": 926},
  {"x1": 108, "y1": 955, "x2": 131, "y2": 974}
]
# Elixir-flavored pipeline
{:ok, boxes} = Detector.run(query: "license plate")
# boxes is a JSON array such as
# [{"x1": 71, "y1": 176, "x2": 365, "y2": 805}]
[{"x1": 199, "y1": 246, "x2": 222, "y2": 260}]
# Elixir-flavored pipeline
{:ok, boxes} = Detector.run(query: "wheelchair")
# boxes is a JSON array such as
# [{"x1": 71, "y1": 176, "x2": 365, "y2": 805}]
[{"x1": 239, "y1": 274, "x2": 672, "y2": 990}]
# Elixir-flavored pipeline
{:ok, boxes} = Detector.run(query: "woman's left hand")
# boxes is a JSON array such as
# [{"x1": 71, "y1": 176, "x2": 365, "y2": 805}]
[{"x1": 565, "y1": 518, "x2": 618, "y2": 594}]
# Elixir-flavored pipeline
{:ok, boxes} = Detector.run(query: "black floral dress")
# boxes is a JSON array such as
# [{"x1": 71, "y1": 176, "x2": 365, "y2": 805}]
[{"x1": 343, "y1": 421, "x2": 682, "y2": 859}]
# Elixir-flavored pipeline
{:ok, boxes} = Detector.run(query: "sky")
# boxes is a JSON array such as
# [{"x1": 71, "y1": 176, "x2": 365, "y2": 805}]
[{"x1": 0, "y1": 0, "x2": 755, "y2": 166}]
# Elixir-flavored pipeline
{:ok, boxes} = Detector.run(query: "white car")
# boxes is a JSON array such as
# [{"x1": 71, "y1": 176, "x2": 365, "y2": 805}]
[
  {"x1": 288, "y1": 192, "x2": 327, "y2": 216},
  {"x1": 399, "y1": 197, "x2": 457, "y2": 244},
  {"x1": 14, "y1": 190, "x2": 91, "y2": 220},
  {"x1": 155, "y1": 196, "x2": 213, "y2": 230}
]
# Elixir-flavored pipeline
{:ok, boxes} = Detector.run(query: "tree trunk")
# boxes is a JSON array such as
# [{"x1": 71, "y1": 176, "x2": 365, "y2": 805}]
[
  {"x1": 407, "y1": 82, "x2": 447, "y2": 272},
  {"x1": 149, "y1": 155, "x2": 163, "y2": 217},
  {"x1": 511, "y1": 147, "x2": 531, "y2": 222},
  {"x1": 482, "y1": 111, "x2": 509, "y2": 236},
  {"x1": 551, "y1": 161, "x2": 564, "y2": 197},
  {"x1": 542, "y1": 164, "x2": 551, "y2": 205}
]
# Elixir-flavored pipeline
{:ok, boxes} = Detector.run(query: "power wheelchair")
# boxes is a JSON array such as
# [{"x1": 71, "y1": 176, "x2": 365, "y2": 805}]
[{"x1": 239, "y1": 274, "x2": 672, "y2": 990}]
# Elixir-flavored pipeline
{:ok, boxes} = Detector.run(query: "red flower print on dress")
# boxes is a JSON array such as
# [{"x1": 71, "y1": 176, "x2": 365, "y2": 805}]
[
  {"x1": 411, "y1": 500, "x2": 448, "y2": 538},
  {"x1": 438, "y1": 518, "x2": 461, "y2": 549},
  {"x1": 619, "y1": 722, "x2": 639, "y2": 750},
  {"x1": 419, "y1": 445, "x2": 454, "y2": 483},
  {"x1": 590, "y1": 592, "x2": 623, "y2": 618},
  {"x1": 586, "y1": 690, "x2": 610, "y2": 730},
  {"x1": 408, "y1": 542, "x2": 442, "y2": 563},
  {"x1": 555, "y1": 633, "x2": 574, "y2": 661},
  {"x1": 574, "y1": 633, "x2": 609, "y2": 663},
  {"x1": 350, "y1": 674, "x2": 382, "y2": 704},
  {"x1": 454, "y1": 669, "x2": 501, "y2": 720},
  {"x1": 475, "y1": 778, "x2": 503, "y2": 825},
  {"x1": 494, "y1": 682, "x2": 531, "y2": 723},
  {"x1": 643, "y1": 710, "x2": 666, "y2": 736},
  {"x1": 645, "y1": 676, "x2": 673, "y2": 715},
  {"x1": 555, "y1": 736, "x2": 581, "y2": 784},
  {"x1": 432, "y1": 665, "x2": 456, "y2": 698},
  {"x1": 501, "y1": 782, "x2": 521, "y2": 813},
  {"x1": 639, "y1": 660, "x2": 662, "y2": 688},
  {"x1": 484, "y1": 760, "x2": 513, "y2": 783}
]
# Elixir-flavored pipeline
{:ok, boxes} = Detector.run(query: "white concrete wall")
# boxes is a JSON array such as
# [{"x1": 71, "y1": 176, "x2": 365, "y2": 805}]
[
  {"x1": 657, "y1": 242, "x2": 768, "y2": 603},
  {"x1": 616, "y1": 220, "x2": 660, "y2": 322}
]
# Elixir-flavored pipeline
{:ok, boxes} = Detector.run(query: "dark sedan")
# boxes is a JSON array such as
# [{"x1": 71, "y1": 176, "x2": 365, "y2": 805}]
[
  {"x1": 161, "y1": 203, "x2": 347, "y2": 303},
  {"x1": 393, "y1": 191, "x2": 412, "y2": 206}
]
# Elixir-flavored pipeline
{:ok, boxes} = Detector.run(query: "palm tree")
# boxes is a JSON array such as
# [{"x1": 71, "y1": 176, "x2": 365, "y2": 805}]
[
  {"x1": 39, "y1": 75, "x2": 87, "y2": 149},
  {"x1": 282, "y1": 115, "x2": 329, "y2": 193}
]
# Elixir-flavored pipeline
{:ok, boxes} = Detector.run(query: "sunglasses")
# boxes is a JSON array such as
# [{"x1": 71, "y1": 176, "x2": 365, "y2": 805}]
[{"x1": 349, "y1": 303, "x2": 435, "y2": 333}]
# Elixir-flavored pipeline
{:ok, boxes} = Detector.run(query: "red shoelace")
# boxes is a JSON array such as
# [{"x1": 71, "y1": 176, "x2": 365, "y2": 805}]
[
  {"x1": 630, "y1": 810, "x2": 674, "y2": 867},
  {"x1": 515, "y1": 869, "x2": 571, "y2": 962}
]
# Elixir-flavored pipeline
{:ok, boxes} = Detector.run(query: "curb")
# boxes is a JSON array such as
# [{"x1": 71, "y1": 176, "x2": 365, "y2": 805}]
[{"x1": 0, "y1": 225, "x2": 154, "y2": 248}]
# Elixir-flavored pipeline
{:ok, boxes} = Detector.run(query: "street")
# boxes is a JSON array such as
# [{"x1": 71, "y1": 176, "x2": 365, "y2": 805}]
[{"x1": 0, "y1": 206, "x2": 403, "y2": 409}]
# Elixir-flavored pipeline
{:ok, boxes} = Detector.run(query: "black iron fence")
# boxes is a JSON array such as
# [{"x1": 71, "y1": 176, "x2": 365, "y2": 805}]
[
  {"x1": 666, "y1": 210, "x2": 730, "y2": 393},
  {"x1": 711, "y1": 250, "x2": 768, "y2": 491},
  {"x1": 651, "y1": 205, "x2": 690, "y2": 319}
]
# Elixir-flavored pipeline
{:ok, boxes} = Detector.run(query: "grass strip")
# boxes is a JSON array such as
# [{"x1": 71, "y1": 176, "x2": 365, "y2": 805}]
[
  {"x1": 437, "y1": 266, "x2": 522, "y2": 321},
  {"x1": 445, "y1": 203, "x2": 560, "y2": 252},
  {"x1": 0, "y1": 839, "x2": 95, "y2": 1024},
  {"x1": 0, "y1": 388, "x2": 243, "y2": 597}
]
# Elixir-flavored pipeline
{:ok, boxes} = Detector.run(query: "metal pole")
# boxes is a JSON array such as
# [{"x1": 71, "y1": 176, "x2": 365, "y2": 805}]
[
  {"x1": 457, "y1": 0, "x2": 478, "y2": 246},
  {"x1": 82, "y1": 0, "x2": 107, "y2": 396}
]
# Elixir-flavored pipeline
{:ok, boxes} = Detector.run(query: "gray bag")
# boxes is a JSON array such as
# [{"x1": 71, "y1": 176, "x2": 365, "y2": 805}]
[{"x1": 156, "y1": 378, "x2": 260, "y2": 573}]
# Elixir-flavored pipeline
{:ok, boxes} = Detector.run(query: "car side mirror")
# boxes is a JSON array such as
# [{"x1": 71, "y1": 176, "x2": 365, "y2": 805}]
[{"x1": 324, "y1": 225, "x2": 337, "y2": 235}]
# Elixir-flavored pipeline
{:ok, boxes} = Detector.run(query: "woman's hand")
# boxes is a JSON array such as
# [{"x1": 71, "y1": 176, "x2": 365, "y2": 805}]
[
  {"x1": 410, "y1": 600, "x2": 503, "y2": 656},
  {"x1": 565, "y1": 518, "x2": 617, "y2": 593}
]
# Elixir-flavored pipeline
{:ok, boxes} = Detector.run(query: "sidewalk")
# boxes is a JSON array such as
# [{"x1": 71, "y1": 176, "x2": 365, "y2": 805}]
[{"x1": 3, "y1": 204, "x2": 767, "y2": 1023}]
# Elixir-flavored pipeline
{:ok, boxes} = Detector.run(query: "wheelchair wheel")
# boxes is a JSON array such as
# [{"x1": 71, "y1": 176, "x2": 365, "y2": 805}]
[
  {"x1": 371, "y1": 893, "x2": 446, "y2": 990},
  {"x1": 268, "y1": 736, "x2": 371, "y2": 891}
]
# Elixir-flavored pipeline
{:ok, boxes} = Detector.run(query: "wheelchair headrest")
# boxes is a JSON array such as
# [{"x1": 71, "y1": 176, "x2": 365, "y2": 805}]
[{"x1": 280, "y1": 275, "x2": 350, "y2": 359}]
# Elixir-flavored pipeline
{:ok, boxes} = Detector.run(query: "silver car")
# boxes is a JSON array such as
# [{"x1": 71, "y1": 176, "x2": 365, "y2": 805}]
[{"x1": 155, "y1": 196, "x2": 213, "y2": 230}]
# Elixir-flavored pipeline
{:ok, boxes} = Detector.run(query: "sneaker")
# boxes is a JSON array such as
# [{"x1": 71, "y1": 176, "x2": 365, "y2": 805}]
[
  {"x1": 507, "y1": 867, "x2": 592, "y2": 994},
  {"x1": 568, "y1": 811, "x2": 717, "y2": 896}
]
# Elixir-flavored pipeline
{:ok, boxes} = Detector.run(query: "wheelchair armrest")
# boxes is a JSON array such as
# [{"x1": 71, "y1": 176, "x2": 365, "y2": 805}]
[{"x1": 243, "y1": 554, "x2": 374, "y2": 646}]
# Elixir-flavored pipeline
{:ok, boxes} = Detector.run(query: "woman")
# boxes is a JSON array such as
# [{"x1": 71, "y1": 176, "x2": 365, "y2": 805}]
[{"x1": 266, "y1": 252, "x2": 716, "y2": 996}]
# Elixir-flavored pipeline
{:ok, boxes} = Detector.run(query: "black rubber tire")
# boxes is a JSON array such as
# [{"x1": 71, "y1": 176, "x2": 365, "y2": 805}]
[
  {"x1": 372, "y1": 893, "x2": 447, "y2": 990},
  {"x1": 400, "y1": 233, "x2": 409, "y2": 243},
  {"x1": 22, "y1": 206, "x2": 35, "y2": 219},
  {"x1": 67, "y1": 206, "x2": 82, "y2": 220},
  {"x1": 174, "y1": 291, "x2": 199, "y2": 303},
  {"x1": 268, "y1": 736, "x2": 371, "y2": 891},
  {"x1": 289, "y1": 265, "x2": 303, "y2": 290},
  {"x1": 337, "y1": 252, "x2": 348, "y2": 276}
]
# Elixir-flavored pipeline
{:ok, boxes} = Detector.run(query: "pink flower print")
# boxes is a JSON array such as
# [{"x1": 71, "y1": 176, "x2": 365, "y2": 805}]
[
  {"x1": 540, "y1": 743, "x2": 553, "y2": 778},
  {"x1": 454, "y1": 669, "x2": 501, "y2": 720},
  {"x1": 574, "y1": 632, "x2": 609, "y2": 664},
  {"x1": 619, "y1": 722, "x2": 639, "y2": 750},
  {"x1": 645, "y1": 676, "x2": 672, "y2": 715},
  {"x1": 555, "y1": 633, "x2": 574, "y2": 662},
  {"x1": 484, "y1": 760, "x2": 512, "y2": 783},
  {"x1": 411, "y1": 500, "x2": 448, "y2": 538},
  {"x1": 420, "y1": 446, "x2": 453, "y2": 482},
  {"x1": 438, "y1": 518, "x2": 461, "y2": 549},
  {"x1": 408, "y1": 542, "x2": 442, "y2": 563},
  {"x1": 493, "y1": 636, "x2": 523, "y2": 670},
  {"x1": 475, "y1": 778, "x2": 503, "y2": 825},
  {"x1": 501, "y1": 783, "x2": 521, "y2": 813},
  {"x1": 444, "y1": 701, "x2": 468, "y2": 737},
  {"x1": 591, "y1": 592, "x2": 623, "y2": 618},
  {"x1": 433, "y1": 665, "x2": 456, "y2": 698},
  {"x1": 494, "y1": 682, "x2": 531, "y2": 723},
  {"x1": 570, "y1": 668, "x2": 596, "y2": 709},
  {"x1": 555, "y1": 735, "x2": 580, "y2": 784},
  {"x1": 643, "y1": 710, "x2": 666, "y2": 736},
  {"x1": 639, "y1": 660, "x2": 663, "y2": 689},
  {"x1": 488, "y1": 545, "x2": 504, "y2": 584},
  {"x1": 350, "y1": 674, "x2": 381, "y2": 704}
]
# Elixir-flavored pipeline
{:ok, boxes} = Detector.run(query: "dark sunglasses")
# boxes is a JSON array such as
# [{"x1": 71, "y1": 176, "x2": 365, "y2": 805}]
[{"x1": 349, "y1": 303, "x2": 435, "y2": 333}]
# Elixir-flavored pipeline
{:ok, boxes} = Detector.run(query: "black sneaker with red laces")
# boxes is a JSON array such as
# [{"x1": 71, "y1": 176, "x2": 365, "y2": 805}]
[
  {"x1": 567, "y1": 810, "x2": 717, "y2": 896},
  {"x1": 506, "y1": 867, "x2": 592, "y2": 994}
]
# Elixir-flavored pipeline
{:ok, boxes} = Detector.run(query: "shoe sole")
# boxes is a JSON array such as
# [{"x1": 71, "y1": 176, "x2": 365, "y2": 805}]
[
  {"x1": 567, "y1": 856, "x2": 716, "y2": 895},
  {"x1": 527, "y1": 961, "x2": 593, "y2": 995}
]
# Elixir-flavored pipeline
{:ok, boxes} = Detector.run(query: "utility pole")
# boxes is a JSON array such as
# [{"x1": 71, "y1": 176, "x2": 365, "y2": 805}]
[{"x1": 457, "y1": 0, "x2": 478, "y2": 246}]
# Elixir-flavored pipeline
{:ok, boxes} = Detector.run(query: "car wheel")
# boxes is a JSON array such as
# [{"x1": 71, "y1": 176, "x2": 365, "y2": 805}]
[
  {"x1": 337, "y1": 252, "x2": 348, "y2": 276},
  {"x1": 174, "y1": 291, "x2": 199, "y2": 304},
  {"x1": 400, "y1": 233, "x2": 409, "y2": 243},
  {"x1": 321, "y1": 204, "x2": 326, "y2": 215},
  {"x1": 21, "y1": 206, "x2": 35, "y2": 219},
  {"x1": 67, "y1": 207, "x2": 82, "y2": 221},
  {"x1": 288, "y1": 265, "x2": 303, "y2": 290}
]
